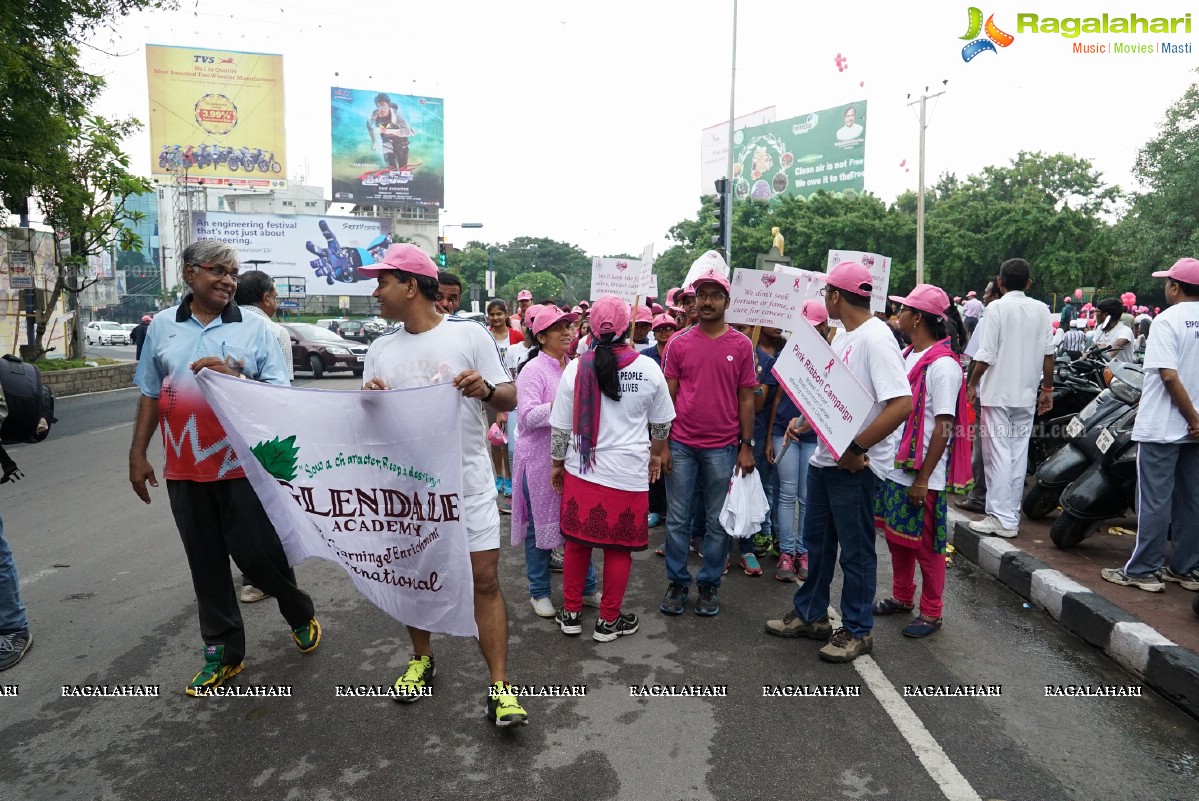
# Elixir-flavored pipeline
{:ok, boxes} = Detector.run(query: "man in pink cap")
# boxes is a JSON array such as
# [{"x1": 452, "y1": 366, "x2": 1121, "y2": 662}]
[
  {"x1": 1101, "y1": 257, "x2": 1199, "y2": 593},
  {"x1": 659, "y1": 264, "x2": 757, "y2": 618},
  {"x1": 967, "y1": 258, "x2": 1054, "y2": 540},
  {"x1": 961, "y1": 290, "x2": 983, "y2": 337},
  {"x1": 765, "y1": 261, "x2": 912, "y2": 663},
  {"x1": 632, "y1": 304, "x2": 654, "y2": 346},
  {"x1": 359, "y1": 244, "x2": 529, "y2": 726}
]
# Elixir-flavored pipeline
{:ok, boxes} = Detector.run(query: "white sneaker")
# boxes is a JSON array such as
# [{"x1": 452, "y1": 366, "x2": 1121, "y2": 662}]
[
  {"x1": 968, "y1": 515, "x2": 1019, "y2": 538},
  {"x1": 582, "y1": 592, "x2": 602, "y2": 609},
  {"x1": 529, "y1": 596, "x2": 555, "y2": 618},
  {"x1": 240, "y1": 584, "x2": 271, "y2": 603}
]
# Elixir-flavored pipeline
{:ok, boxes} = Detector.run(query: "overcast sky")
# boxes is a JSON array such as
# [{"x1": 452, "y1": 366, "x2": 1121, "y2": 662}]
[{"x1": 77, "y1": 0, "x2": 1198, "y2": 259}]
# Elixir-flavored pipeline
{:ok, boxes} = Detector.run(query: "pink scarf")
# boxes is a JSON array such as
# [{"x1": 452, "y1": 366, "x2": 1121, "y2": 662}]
[
  {"x1": 572, "y1": 342, "x2": 638, "y2": 474},
  {"x1": 895, "y1": 338, "x2": 973, "y2": 493}
]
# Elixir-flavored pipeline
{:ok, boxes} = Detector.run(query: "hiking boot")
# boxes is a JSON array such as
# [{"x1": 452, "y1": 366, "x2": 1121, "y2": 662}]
[
  {"x1": 1100, "y1": 567, "x2": 1165, "y2": 593},
  {"x1": 555, "y1": 607, "x2": 583, "y2": 635},
  {"x1": 764, "y1": 610, "x2": 833, "y2": 640},
  {"x1": 291, "y1": 618, "x2": 322, "y2": 653},
  {"x1": 1163, "y1": 567, "x2": 1199, "y2": 591},
  {"x1": 549, "y1": 549, "x2": 564, "y2": 572},
  {"x1": 185, "y1": 644, "x2": 243, "y2": 696},
  {"x1": 740, "y1": 553, "x2": 763, "y2": 576},
  {"x1": 818, "y1": 627, "x2": 874, "y2": 663},
  {"x1": 774, "y1": 553, "x2": 796, "y2": 582},
  {"x1": 659, "y1": 583, "x2": 689, "y2": 616},
  {"x1": 392, "y1": 655, "x2": 435, "y2": 703},
  {"x1": 487, "y1": 682, "x2": 529, "y2": 727},
  {"x1": 239, "y1": 584, "x2": 271, "y2": 603},
  {"x1": 694, "y1": 583, "x2": 719, "y2": 616},
  {"x1": 795, "y1": 553, "x2": 809, "y2": 581},
  {"x1": 593, "y1": 612, "x2": 640, "y2": 642},
  {"x1": 0, "y1": 629, "x2": 32, "y2": 671}
]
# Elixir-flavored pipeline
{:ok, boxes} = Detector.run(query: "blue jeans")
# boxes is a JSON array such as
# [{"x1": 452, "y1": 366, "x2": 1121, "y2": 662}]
[
  {"x1": 0, "y1": 514, "x2": 29, "y2": 634},
  {"x1": 665, "y1": 442, "x2": 736, "y2": 587},
  {"x1": 772, "y1": 435, "x2": 816, "y2": 556},
  {"x1": 521, "y1": 477, "x2": 596, "y2": 599},
  {"x1": 792, "y1": 466, "x2": 878, "y2": 638}
]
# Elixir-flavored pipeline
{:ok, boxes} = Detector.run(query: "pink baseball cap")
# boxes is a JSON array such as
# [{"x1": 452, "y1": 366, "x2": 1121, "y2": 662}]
[
  {"x1": 530, "y1": 306, "x2": 578, "y2": 335},
  {"x1": 571, "y1": 305, "x2": 583, "y2": 314},
  {"x1": 691, "y1": 267, "x2": 731, "y2": 295},
  {"x1": 801, "y1": 299, "x2": 828, "y2": 326},
  {"x1": 651, "y1": 314, "x2": 678, "y2": 331},
  {"x1": 634, "y1": 304, "x2": 654, "y2": 324},
  {"x1": 651, "y1": 302, "x2": 664, "y2": 314},
  {"x1": 516, "y1": 289, "x2": 533, "y2": 301},
  {"x1": 826, "y1": 262, "x2": 873, "y2": 297},
  {"x1": 678, "y1": 285, "x2": 696, "y2": 298},
  {"x1": 578, "y1": 299, "x2": 590, "y2": 309},
  {"x1": 889, "y1": 283, "x2": 950, "y2": 318},
  {"x1": 967, "y1": 290, "x2": 977, "y2": 298},
  {"x1": 589, "y1": 294, "x2": 632, "y2": 336},
  {"x1": 522, "y1": 304, "x2": 546, "y2": 327},
  {"x1": 1152, "y1": 257, "x2": 1199, "y2": 284},
  {"x1": 358, "y1": 243, "x2": 438, "y2": 279},
  {"x1": 666, "y1": 288, "x2": 681, "y2": 305}
]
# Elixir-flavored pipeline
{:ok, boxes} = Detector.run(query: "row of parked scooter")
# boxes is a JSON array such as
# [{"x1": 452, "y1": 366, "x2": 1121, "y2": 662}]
[{"x1": 1022, "y1": 354, "x2": 1144, "y2": 548}]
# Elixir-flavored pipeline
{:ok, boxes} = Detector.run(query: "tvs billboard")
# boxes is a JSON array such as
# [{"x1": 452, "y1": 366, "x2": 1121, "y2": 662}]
[
  {"x1": 146, "y1": 45, "x2": 287, "y2": 189},
  {"x1": 330, "y1": 87, "x2": 444, "y2": 208}
]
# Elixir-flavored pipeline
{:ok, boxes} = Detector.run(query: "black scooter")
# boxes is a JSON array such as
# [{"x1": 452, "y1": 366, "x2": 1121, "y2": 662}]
[
  {"x1": 1027, "y1": 356, "x2": 1109, "y2": 474},
  {"x1": 1050, "y1": 400, "x2": 1140, "y2": 548},
  {"x1": 1023, "y1": 361, "x2": 1142, "y2": 521}
]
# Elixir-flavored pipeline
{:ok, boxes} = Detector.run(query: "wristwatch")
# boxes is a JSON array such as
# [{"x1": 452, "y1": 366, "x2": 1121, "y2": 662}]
[
  {"x1": 481, "y1": 380, "x2": 496, "y2": 403},
  {"x1": 848, "y1": 440, "x2": 868, "y2": 456},
  {"x1": 739, "y1": 437, "x2": 755, "y2": 448}
]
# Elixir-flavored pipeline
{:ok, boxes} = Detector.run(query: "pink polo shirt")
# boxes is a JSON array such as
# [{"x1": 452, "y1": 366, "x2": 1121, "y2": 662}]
[{"x1": 663, "y1": 326, "x2": 757, "y2": 449}]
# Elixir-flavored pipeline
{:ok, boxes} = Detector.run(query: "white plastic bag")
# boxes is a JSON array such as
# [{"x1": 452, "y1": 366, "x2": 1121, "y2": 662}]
[{"x1": 719, "y1": 468, "x2": 769, "y2": 539}]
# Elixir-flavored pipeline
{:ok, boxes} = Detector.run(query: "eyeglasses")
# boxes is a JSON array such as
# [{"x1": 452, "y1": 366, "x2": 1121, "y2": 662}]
[
  {"x1": 694, "y1": 291, "x2": 727, "y2": 302},
  {"x1": 190, "y1": 263, "x2": 240, "y2": 282}
]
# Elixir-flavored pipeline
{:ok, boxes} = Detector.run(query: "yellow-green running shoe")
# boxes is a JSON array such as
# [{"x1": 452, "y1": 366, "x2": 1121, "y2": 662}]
[
  {"x1": 185, "y1": 644, "x2": 243, "y2": 697},
  {"x1": 291, "y1": 618, "x2": 322, "y2": 653},
  {"x1": 392, "y1": 655, "x2": 435, "y2": 704},
  {"x1": 486, "y1": 681, "x2": 528, "y2": 727}
]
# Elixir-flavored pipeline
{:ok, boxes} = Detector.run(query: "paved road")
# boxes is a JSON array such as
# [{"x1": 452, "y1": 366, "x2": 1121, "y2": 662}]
[{"x1": 1, "y1": 381, "x2": 1197, "y2": 800}]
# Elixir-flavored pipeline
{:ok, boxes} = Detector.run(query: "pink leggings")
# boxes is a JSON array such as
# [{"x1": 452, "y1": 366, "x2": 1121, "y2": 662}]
[
  {"x1": 886, "y1": 492, "x2": 946, "y2": 619},
  {"x1": 563, "y1": 540, "x2": 632, "y2": 622}
]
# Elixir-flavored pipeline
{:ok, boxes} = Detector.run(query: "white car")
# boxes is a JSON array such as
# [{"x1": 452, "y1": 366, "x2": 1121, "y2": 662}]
[{"x1": 84, "y1": 321, "x2": 131, "y2": 346}]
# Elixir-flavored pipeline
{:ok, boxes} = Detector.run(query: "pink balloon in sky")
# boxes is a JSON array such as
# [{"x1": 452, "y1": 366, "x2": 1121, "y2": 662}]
[{"x1": 1074, "y1": 288, "x2": 1083, "y2": 299}]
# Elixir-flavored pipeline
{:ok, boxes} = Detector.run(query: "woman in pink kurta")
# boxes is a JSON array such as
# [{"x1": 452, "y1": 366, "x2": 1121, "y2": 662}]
[{"x1": 511, "y1": 307, "x2": 598, "y2": 617}]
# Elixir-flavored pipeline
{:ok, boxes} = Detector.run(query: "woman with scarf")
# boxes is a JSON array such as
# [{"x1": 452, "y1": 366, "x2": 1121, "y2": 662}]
[
  {"x1": 510, "y1": 306, "x2": 600, "y2": 618},
  {"x1": 549, "y1": 296, "x2": 676, "y2": 642},
  {"x1": 872, "y1": 284, "x2": 972, "y2": 638}
]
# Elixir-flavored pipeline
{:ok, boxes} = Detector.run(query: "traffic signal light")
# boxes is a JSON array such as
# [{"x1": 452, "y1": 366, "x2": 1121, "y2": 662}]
[
  {"x1": 437, "y1": 236, "x2": 447, "y2": 268},
  {"x1": 711, "y1": 178, "x2": 729, "y2": 253}
]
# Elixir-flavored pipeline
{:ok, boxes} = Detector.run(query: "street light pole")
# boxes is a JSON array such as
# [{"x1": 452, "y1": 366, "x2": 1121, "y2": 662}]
[
  {"x1": 724, "y1": 0, "x2": 739, "y2": 262},
  {"x1": 907, "y1": 84, "x2": 946, "y2": 285}
]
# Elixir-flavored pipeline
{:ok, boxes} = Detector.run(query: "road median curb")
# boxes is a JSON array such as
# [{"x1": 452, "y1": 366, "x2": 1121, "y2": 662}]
[{"x1": 951, "y1": 520, "x2": 1199, "y2": 721}]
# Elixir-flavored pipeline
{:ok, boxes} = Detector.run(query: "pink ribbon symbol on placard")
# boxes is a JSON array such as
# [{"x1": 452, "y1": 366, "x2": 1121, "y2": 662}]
[{"x1": 824, "y1": 358, "x2": 835, "y2": 375}]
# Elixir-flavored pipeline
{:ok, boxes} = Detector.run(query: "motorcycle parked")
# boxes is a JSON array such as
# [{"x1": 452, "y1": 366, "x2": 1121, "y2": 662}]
[
  {"x1": 1027, "y1": 356, "x2": 1109, "y2": 474},
  {"x1": 1023, "y1": 361, "x2": 1142, "y2": 522}
]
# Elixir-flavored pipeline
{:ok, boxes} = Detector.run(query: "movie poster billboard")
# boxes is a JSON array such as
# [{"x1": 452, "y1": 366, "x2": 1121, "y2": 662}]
[
  {"x1": 731, "y1": 101, "x2": 866, "y2": 202},
  {"x1": 331, "y1": 87, "x2": 445, "y2": 208},
  {"x1": 190, "y1": 212, "x2": 394, "y2": 297},
  {"x1": 146, "y1": 45, "x2": 287, "y2": 189}
]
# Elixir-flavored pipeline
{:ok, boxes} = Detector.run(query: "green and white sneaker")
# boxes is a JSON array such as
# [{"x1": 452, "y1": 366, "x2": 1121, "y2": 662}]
[{"x1": 185, "y1": 644, "x2": 243, "y2": 696}]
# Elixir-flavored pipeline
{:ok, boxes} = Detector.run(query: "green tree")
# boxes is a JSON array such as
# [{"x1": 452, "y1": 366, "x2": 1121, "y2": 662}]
[{"x1": 496, "y1": 271, "x2": 564, "y2": 306}]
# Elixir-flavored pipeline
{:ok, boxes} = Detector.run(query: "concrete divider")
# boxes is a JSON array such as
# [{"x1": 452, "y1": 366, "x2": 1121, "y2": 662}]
[{"x1": 42, "y1": 363, "x2": 137, "y2": 398}]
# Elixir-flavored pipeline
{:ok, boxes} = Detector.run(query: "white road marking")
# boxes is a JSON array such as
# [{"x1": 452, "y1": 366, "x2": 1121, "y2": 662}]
[
  {"x1": 90, "y1": 422, "x2": 135, "y2": 434},
  {"x1": 827, "y1": 608, "x2": 983, "y2": 800},
  {"x1": 19, "y1": 568, "x2": 59, "y2": 586}
]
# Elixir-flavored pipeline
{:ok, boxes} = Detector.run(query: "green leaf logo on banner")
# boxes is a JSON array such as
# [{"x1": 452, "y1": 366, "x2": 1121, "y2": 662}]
[{"x1": 251, "y1": 435, "x2": 300, "y2": 482}]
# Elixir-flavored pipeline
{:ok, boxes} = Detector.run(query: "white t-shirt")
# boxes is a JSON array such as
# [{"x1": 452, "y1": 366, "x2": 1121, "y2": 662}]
[
  {"x1": 549, "y1": 354, "x2": 676, "y2": 492},
  {"x1": 973, "y1": 291, "x2": 1054, "y2": 408},
  {"x1": 491, "y1": 330, "x2": 513, "y2": 366},
  {"x1": 504, "y1": 342, "x2": 531, "y2": 440},
  {"x1": 883, "y1": 350, "x2": 962, "y2": 491},
  {"x1": 1094, "y1": 322, "x2": 1136, "y2": 363},
  {"x1": 364, "y1": 316, "x2": 511, "y2": 496},
  {"x1": 1132, "y1": 301, "x2": 1199, "y2": 443},
  {"x1": 809, "y1": 317, "x2": 913, "y2": 480}
]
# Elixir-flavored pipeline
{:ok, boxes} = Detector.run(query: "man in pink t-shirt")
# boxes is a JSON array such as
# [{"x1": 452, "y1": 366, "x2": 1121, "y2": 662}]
[{"x1": 659, "y1": 262, "x2": 758, "y2": 618}]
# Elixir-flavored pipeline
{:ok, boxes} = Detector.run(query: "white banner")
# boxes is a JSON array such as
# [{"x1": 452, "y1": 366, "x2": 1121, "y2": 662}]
[
  {"x1": 191, "y1": 212, "x2": 395, "y2": 297},
  {"x1": 726, "y1": 268, "x2": 806, "y2": 330},
  {"x1": 825, "y1": 249, "x2": 892, "y2": 315},
  {"x1": 769, "y1": 319, "x2": 874, "y2": 461},
  {"x1": 590, "y1": 257, "x2": 643, "y2": 303},
  {"x1": 196, "y1": 374, "x2": 477, "y2": 637},
  {"x1": 643, "y1": 274, "x2": 659, "y2": 300},
  {"x1": 638, "y1": 243, "x2": 655, "y2": 298}
]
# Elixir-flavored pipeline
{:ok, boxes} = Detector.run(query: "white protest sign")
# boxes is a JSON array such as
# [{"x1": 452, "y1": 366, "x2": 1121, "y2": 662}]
[
  {"x1": 590, "y1": 257, "x2": 643, "y2": 303},
  {"x1": 726, "y1": 268, "x2": 805, "y2": 329},
  {"x1": 642, "y1": 274, "x2": 659, "y2": 299},
  {"x1": 681, "y1": 249, "x2": 729, "y2": 291},
  {"x1": 638, "y1": 243, "x2": 655, "y2": 297},
  {"x1": 769, "y1": 320, "x2": 874, "y2": 461},
  {"x1": 826, "y1": 250, "x2": 891, "y2": 315},
  {"x1": 196, "y1": 374, "x2": 478, "y2": 637}
]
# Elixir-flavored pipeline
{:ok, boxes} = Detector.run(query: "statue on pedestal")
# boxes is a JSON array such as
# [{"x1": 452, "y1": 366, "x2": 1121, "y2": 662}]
[{"x1": 771, "y1": 226, "x2": 785, "y2": 257}]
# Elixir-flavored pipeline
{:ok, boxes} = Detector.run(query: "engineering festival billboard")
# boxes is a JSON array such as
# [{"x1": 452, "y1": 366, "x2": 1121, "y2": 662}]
[
  {"x1": 731, "y1": 101, "x2": 866, "y2": 202},
  {"x1": 330, "y1": 87, "x2": 445, "y2": 208},
  {"x1": 190, "y1": 212, "x2": 394, "y2": 297},
  {"x1": 146, "y1": 45, "x2": 287, "y2": 189}
]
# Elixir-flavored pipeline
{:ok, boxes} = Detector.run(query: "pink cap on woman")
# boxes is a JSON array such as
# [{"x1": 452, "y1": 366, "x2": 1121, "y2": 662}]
[
  {"x1": 651, "y1": 314, "x2": 678, "y2": 331},
  {"x1": 588, "y1": 295, "x2": 632, "y2": 336},
  {"x1": 801, "y1": 299, "x2": 829, "y2": 325},
  {"x1": 888, "y1": 283, "x2": 950, "y2": 319},
  {"x1": 530, "y1": 306, "x2": 578, "y2": 335}
]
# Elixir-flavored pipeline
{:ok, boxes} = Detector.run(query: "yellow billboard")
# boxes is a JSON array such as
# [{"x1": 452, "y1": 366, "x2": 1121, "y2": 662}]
[{"x1": 146, "y1": 44, "x2": 287, "y2": 189}]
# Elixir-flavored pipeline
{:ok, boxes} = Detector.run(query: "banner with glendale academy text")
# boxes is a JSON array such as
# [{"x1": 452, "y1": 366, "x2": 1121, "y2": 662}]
[{"x1": 196, "y1": 374, "x2": 476, "y2": 637}]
